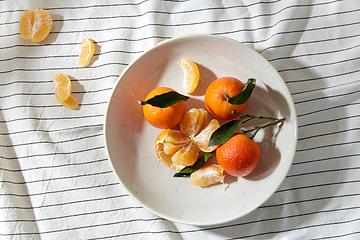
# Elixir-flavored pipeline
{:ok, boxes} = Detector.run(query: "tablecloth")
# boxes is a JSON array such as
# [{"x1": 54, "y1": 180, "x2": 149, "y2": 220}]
[{"x1": 1, "y1": 0, "x2": 359, "y2": 239}]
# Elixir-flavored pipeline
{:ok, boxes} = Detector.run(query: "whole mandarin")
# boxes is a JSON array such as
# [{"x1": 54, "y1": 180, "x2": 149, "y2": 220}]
[
  {"x1": 204, "y1": 77, "x2": 249, "y2": 120},
  {"x1": 142, "y1": 87, "x2": 185, "y2": 129},
  {"x1": 216, "y1": 133, "x2": 260, "y2": 177}
]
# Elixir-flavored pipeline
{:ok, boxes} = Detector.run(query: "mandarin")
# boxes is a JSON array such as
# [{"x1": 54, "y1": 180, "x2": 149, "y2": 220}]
[
  {"x1": 142, "y1": 87, "x2": 185, "y2": 129},
  {"x1": 216, "y1": 133, "x2": 260, "y2": 177},
  {"x1": 204, "y1": 77, "x2": 249, "y2": 121},
  {"x1": 19, "y1": 9, "x2": 52, "y2": 42}
]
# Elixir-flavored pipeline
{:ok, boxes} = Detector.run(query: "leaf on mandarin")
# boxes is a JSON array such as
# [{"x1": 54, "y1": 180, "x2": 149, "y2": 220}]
[
  {"x1": 138, "y1": 91, "x2": 189, "y2": 108},
  {"x1": 228, "y1": 78, "x2": 256, "y2": 105},
  {"x1": 208, "y1": 119, "x2": 242, "y2": 146},
  {"x1": 173, "y1": 152, "x2": 213, "y2": 177}
]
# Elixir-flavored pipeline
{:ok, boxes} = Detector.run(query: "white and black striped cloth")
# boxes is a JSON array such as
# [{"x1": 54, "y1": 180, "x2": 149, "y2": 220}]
[{"x1": 1, "y1": 0, "x2": 359, "y2": 239}]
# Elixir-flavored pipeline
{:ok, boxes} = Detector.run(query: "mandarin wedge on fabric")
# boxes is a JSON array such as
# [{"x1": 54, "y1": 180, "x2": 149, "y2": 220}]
[
  {"x1": 19, "y1": 8, "x2": 52, "y2": 42},
  {"x1": 54, "y1": 73, "x2": 71, "y2": 102},
  {"x1": 178, "y1": 59, "x2": 200, "y2": 94},
  {"x1": 78, "y1": 38, "x2": 95, "y2": 67},
  {"x1": 59, "y1": 95, "x2": 79, "y2": 110},
  {"x1": 54, "y1": 73, "x2": 79, "y2": 110},
  {"x1": 56, "y1": 94, "x2": 79, "y2": 110}
]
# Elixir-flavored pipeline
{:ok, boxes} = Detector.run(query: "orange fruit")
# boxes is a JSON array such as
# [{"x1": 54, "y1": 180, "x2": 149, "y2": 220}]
[
  {"x1": 155, "y1": 108, "x2": 220, "y2": 169},
  {"x1": 216, "y1": 133, "x2": 260, "y2": 177},
  {"x1": 78, "y1": 38, "x2": 95, "y2": 67},
  {"x1": 178, "y1": 59, "x2": 200, "y2": 94},
  {"x1": 142, "y1": 87, "x2": 185, "y2": 129},
  {"x1": 204, "y1": 77, "x2": 249, "y2": 121},
  {"x1": 54, "y1": 73, "x2": 79, "y2": 110},
  {"x1": 19, "y1": 9, "x2": 52, "y2": 42},
  {"x1": 54, "y1": 73, "x2": 71, "y2": 102},
  {"x1": 190, "y1": 164, "x2": 224, "y2": 187}
]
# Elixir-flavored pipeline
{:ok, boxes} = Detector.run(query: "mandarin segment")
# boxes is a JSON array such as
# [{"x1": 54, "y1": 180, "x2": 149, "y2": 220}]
[
  {"x1": 19, "y1": 9, "x2": 52, "y2": 42},
  {"x1": 190, "y1": 164, "x2": 224, "y2": 187},
  {"x1": 193, "y1": 119, "x2": 220, "y2": 152},
  {"x1": 178, "y1": 59, "x2": 200, "y2": 94},
  {"x1": 54, "y1": 73, "x2": 71, "y2": 102},
  {"x1": 180, "y1": 108, "x2": 207, "y2": 139},
  {"x1": 78, "y1": 38, "x2": 95, "y2": 67},
  {"x1": 171, "y1": 142, "x2": 199, "y2": 166},
  {"x1": 54, "y1": 73, "x2": 79, "y2": 110},
  {"x1": 57, "y1": 94, "x2": 79, "y2": 110},
  {"x1": 155, "y1": 129, "x2": 187, "y2": 171}
]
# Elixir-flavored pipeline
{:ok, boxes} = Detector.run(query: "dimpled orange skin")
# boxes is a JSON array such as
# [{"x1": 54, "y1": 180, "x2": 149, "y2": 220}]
[
  {"x1": 216, "y1": 133, "x2": 260, "y2": 177},
  {"x1": 143, "y1": 87, "x2": 185, "y2": 129},
  {"x1": 204, "y1": 77, "x2": 249, "y2": 121}
]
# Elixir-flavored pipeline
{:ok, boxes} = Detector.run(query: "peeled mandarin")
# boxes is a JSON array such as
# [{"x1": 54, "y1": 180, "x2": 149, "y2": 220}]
[
  {"x1": 19, "y1": 9, "x2": 52, "y2": 42},
  {"x1": 154, "y1": 108, "x2": 220, "y2": 172}
]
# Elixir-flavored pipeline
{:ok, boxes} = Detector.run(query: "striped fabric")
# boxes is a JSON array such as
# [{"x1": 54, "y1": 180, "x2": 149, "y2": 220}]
[{"x1": 1, "y1": 0, "x2": 359, "y2": 239}]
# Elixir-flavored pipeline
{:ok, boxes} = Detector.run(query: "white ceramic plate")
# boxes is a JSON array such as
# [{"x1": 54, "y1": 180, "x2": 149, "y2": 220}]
[{"x1": 104, "y1": 34, "x2": 298, "y2": 226}]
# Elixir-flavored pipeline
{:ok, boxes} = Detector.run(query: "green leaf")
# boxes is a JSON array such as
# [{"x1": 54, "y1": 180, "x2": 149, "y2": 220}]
[
  {"x1": 173, "y1": 152, "x2": 213, "y2": 177},
  {"x1": 208, "y1": 120, "x2": 242, "y2": 146},
  {"x1": 228, "y1": 78, "x2": 256, "y2": 105},
  {"x1": 138, "y1": 91, "x2": 189, "y2": 108}
]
